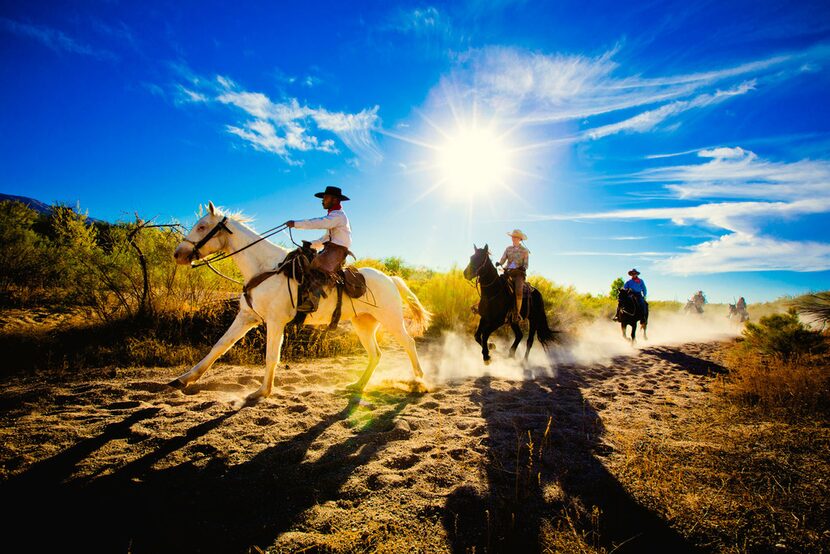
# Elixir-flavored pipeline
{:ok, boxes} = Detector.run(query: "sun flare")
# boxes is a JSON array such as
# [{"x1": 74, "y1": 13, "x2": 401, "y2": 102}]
[{"x1": 436, "y1": 126, "x2": 512, "y2": 197}]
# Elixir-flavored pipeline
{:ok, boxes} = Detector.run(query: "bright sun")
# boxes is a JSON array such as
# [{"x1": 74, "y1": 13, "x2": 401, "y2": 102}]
[{"x1": 436, "y1": 126, "x2": 512, "y2": 197}]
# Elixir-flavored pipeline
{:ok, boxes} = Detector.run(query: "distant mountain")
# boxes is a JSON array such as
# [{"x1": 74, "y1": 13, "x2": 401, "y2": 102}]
[
  {"x1": 0, "y1": 193, "x2": 105, "y2": 223},
  {"x1": 0, "y1": 193, "x2": 53, "y2": 215}
]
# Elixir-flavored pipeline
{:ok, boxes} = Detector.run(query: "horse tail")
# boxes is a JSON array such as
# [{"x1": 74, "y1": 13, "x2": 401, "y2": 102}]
[
  {"x1": 532, "y1": 290, "x2": 557, "y2": 348},
  {"x1": 391, "y1": 276, "x2": 432, "y2": 336}
]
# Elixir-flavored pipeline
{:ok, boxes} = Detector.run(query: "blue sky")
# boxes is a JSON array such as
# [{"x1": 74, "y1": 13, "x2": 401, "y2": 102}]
[{"x1": 2, "y1": 0, "x2": 829, "y2": 302}]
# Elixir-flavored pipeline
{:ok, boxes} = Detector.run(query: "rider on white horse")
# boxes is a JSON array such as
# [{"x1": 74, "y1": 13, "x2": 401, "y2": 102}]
[{"x1": 286, "y1": 186, "x2": 352, "y2": 313}]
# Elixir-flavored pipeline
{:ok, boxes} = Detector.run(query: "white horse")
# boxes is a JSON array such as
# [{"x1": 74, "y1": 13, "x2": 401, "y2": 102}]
[{"x1": 170, "y1": 202, "x2": 431, "y2": 402}]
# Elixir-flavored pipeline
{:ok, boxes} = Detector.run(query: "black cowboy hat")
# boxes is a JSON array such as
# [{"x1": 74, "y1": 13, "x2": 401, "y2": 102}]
[
  {"x1": 627, "y1": 268, "x2": 640, "y2": 276},
  {"x1": 314, "y1": 186, "x2": 350, "y2": 201}
]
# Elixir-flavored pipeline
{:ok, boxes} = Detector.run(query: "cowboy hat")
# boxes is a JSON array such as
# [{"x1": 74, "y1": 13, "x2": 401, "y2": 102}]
[
  {"x1": 506, "y1": 229, "x2": 528, "y2": 240},
  {"x1": 627, "y1": 268, "x2": 640, "y2": 276},
  {"x1": 314, "y1": 186, "x2": 350, "y2": 201}
]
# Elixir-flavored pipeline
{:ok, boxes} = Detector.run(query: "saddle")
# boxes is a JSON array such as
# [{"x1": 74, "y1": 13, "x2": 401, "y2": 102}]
[
  {"x1": 499, "y1": 274, "x2": 533, "y2": 299},
  {"x1": 243, "y1": 242, "x2": 367, "y2": 330}
]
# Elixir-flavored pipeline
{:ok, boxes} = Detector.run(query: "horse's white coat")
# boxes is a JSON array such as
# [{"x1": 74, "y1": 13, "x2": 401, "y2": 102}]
[{"x1": 172, "y1": 203, "x2": 430, "y2": 401}]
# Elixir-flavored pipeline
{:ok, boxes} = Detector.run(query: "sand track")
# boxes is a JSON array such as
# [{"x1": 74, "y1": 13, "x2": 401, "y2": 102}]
[{"x1": 0, "y1": 340, "x2": 726, "y2": 552}]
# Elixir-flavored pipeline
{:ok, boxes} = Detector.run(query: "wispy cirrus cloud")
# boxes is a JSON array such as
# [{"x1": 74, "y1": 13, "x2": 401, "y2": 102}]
[
  {"x1": 0, "y1": 17, "x2": 116, "y2": 60},
  {"x1": 434, "y1": 44, "x2": 827, "y2": 139},
  {"x1": 534, "y1": 147, "x2": 830, "y2": 274},
  {"x1": 167, "y1": 68, "x2": 381, "y2": 165},
  {"x1": 585, "y1": 80, "x2": 756, "y2": 139}
]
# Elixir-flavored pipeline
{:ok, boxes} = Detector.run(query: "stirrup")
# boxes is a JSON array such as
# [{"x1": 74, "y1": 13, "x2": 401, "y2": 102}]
[{"x1": 296, "y1": 294, "x2": 319, "y2": 313}]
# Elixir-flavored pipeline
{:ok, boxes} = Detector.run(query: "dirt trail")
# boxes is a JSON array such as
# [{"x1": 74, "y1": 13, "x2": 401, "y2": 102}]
[{"x1": 0, "y1": 340, "x2": 726, "y2": 552}]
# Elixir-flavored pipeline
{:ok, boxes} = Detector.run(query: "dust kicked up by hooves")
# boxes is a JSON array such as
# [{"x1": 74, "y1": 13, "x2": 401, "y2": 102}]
[{"x1": 415, "y1": 311, "x2": 740, "y2": 385}]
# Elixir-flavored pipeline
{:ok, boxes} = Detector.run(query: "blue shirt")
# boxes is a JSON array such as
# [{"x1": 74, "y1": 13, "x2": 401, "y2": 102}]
[{"x1": 624, "y1": 278, "x2": 647, "y2": 297}]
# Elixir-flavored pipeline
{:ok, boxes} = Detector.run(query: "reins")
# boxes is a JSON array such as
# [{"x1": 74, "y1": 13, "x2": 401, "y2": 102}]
[{"x1": 190, "y1": 221, "x2": 288, "y2": 268}]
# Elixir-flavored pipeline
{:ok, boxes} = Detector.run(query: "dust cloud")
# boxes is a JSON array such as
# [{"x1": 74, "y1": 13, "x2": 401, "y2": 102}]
[{"x1": 418, "y1": 308, "x2": 741, "y2": 384}]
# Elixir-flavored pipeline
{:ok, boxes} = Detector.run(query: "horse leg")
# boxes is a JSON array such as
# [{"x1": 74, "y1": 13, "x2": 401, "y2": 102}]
[
  {"x1": 630, "y1": 321, "x2": 637, "y2": 344},
  {"x1": 524, "y1": 321, "x2": 537, "y2": 361},
  {"x1": 641, "y1": 321, "x2": 648, "y2": 341},
  {"x1": 509, "y1": 323, "x2": 523, "y2": 358},
  {"x1": 383, "y1": 318, "x2": 427, "y2": 391},
  {"x1": 246, "y1": 318, "x2": 289, "y2": 402},
  {"x1": 346, "y1": 314, "x2": 382, "y2": 392},
  {"x1": 481, "y1": 324, "x2": 495, "y2": 364},
  {"x1": 170, "y1": 310, "x2": 259, "y2": 388},
  {"x1": 474, "y1": 319, "x2": 485, "y2": 346},
  {"x1": 620, "y1": 322, "x2": 627, "y2": 340}
]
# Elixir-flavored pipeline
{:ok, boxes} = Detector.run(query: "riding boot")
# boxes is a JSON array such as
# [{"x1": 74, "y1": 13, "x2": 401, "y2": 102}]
[{"x1": 296, "y1": 286, "x2": 322, "y2": 313}]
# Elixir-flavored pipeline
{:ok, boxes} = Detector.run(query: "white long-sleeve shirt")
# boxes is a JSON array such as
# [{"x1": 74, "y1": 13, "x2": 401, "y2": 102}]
[{"x1": 293, "y1": 209, "x2": 352, "y2": 249}]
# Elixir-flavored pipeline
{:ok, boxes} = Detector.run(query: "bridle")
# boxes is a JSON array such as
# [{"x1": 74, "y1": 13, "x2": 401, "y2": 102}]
[
  {"x1": 467, "y1": 251, "x2": 501, "y2": 301},
  {"x1": 181, "y1": 216, "x2": 289, "y2": 288},
  {"x1": 181, "y1": 216, "x2": 234, "y2": 262}
]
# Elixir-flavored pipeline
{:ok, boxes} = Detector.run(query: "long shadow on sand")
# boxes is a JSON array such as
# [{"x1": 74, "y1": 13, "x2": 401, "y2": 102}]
[
  {"x1": 643, "y1": 346, "x2": 727, "y2": 376},
  {"x1": 443, "y1": 364, "x2": 701, "y2": 553},
  {"x1": 1, "y1": 391, "x2": 415, "y2": 553}
]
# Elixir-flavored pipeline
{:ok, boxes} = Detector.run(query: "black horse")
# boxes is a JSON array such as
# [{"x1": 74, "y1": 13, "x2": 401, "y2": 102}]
[
  {"x1": 617, "y1": 288, "x2": 649, "y2": 342},
  {"x1": 463, "y1": 244, "x2": 555, "y2": 362}
]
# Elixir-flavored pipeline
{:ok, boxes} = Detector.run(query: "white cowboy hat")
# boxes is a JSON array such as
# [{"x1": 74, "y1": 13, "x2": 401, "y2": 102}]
[{"x1": 507, "y1": 229, "x2": 528, "y2": 240}]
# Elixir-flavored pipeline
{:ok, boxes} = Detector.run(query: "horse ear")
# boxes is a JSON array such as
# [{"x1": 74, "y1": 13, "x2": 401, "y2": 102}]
[
  {"x1": 484, "y1": 243, "x2": 489, "y2": 253},
  {"x1": 208, "y1": 201, "x2": 216, "y2": 215},
  {"x1": 198, "y1": 204, "x2": 204, "y2": 217},
  {"x1": 473, "y1": 243, "x2": 478, "y2": 250}
]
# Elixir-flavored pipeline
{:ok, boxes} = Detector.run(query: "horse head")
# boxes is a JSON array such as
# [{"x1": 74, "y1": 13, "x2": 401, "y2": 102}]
[
  {"x1": 173, "y1": 201, "x2": 233, "y2": 264},
  {"x1": 463, "y1": 244, "x2": 490, "y2": 280}
]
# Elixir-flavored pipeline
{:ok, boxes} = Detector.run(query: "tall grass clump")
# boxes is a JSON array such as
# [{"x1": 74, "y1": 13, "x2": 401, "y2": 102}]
[
  {"x1": 412, "y1": 268, "x2": 479, "y2": 334},
  {"x1": 722, "y1": 309, "x2": 829, "y2": 415}
]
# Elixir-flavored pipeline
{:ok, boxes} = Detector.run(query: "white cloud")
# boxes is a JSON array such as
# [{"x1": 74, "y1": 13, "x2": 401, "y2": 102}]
[
  {"x1": 534, "y1": 147, "x2": 830, "y2": 274},
  {"x1": 172, "y1": 71, "x2": 381, "y2": 164},
  {"x1": 585, "y1": 80, "x2": 756, "y2": 139},
  {"x1": 666, "y1": 233, "x2": 830, "y2": 274},
  {"x1": 636, "y1": 146, "x2": 830, "y2": 201},
  {"x1": 426, "y1": 44, "x2": 827, "y2": 143}
]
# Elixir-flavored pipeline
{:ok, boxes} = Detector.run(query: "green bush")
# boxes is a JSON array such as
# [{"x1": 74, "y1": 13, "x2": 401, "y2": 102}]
[{"x1": 742, "y1": 309, "x2": 827, "y2": 361}]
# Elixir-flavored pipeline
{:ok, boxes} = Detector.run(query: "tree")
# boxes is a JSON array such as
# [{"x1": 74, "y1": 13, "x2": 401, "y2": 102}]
[{"x1": 609, "y1": 277, "x2": 625, "y2": 299}]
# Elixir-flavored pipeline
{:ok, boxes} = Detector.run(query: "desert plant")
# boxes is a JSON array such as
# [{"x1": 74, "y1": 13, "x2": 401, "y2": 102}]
[
  {"x1": 794, "y1": 291, "x2": 830, "y2": 328},
  {"x1": 741, "y1": 309, "x2": 827, "y2": 361}
]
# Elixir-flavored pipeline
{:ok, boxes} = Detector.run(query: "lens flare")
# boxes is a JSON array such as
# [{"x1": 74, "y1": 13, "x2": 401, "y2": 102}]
[{"x1": 436, "y1": 126, "x2": 511, "y2": 197}]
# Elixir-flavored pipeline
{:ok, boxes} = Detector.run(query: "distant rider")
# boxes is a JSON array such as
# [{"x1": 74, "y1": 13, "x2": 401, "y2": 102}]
[
  {"x1": 736, "y1": 296, "x2": 747, "y2": 313},
  {"x1": 496, "y1": 229, "x2": 529, "y2": 323},
  {"x1": 285, "y1": 186, "x2": 352, "y2": 313},
  {"x1": 692, "y1": 290, "x2": 707, "y2": 313}
]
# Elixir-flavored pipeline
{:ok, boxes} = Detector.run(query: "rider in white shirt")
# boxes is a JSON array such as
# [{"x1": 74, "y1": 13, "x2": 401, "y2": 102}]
[{"x1": 286, "y1": 186, "x2": 352, "y2": 313}]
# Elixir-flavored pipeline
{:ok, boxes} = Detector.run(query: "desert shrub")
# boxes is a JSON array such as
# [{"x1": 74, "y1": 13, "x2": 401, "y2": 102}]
[
  {"x1": 741, "y1": 310, "x2": 827, "y2": 361},
  {"x1": 722, "y1": 310, "x2": 829, "y2": 414}
]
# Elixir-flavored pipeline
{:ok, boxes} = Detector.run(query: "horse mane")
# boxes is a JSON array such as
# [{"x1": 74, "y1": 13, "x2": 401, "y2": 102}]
[{"x1": 209, "y1": 205, "x2": 254, "y2": 224}]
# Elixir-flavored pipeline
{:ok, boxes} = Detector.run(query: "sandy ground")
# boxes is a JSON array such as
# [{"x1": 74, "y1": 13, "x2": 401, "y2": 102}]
[{"x1": 0, "y1": 324, "x2": 731, "y2": 553}]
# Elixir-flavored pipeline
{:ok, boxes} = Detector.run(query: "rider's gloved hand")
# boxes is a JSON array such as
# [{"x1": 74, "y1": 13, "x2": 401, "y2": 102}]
[
  {"x1": 285, "y1": 220, "x2": 295, "y2": 228},
  {"x1": 495, "y1": 262, "x2": 501, "y2": 267}
]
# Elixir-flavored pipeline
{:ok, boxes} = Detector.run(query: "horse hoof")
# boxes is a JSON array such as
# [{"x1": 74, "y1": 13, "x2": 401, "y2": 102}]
[
  {"x1": 168, "y1": 378, "x2": 187, "y2": 390},
  {"x1": 410, "y1": 379, "x2": 430, "y2": 393},
  {"x1": 245, "y1": 391, "x2": 269, "y2": 404},
  {"x1": 483, "y1": 358, "x2": 491, "y2": 365}
]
